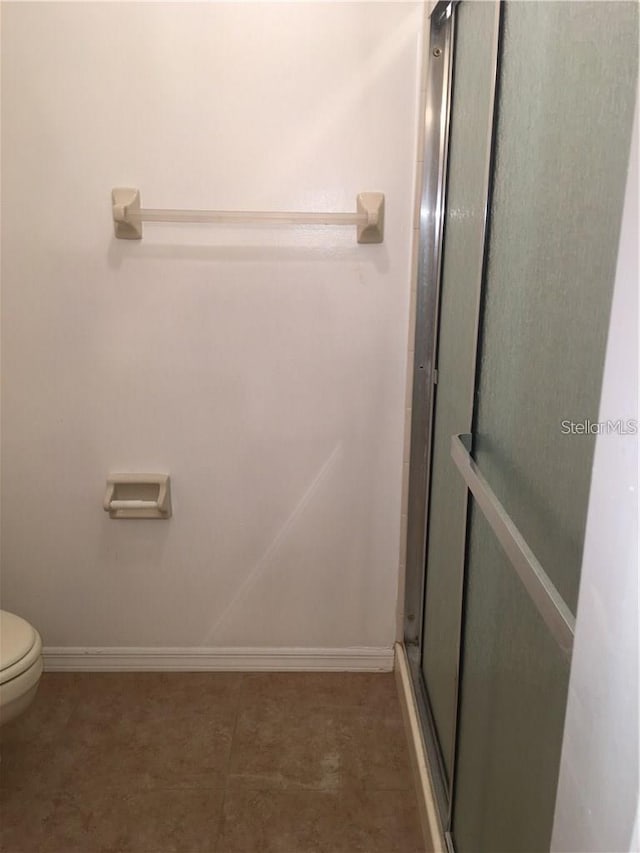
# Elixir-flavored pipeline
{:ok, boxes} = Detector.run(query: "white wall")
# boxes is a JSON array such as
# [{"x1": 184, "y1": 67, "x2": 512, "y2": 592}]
[
  {"x1": 0, "y1": 2, "x2": 422, "y2": 651},
  {"x1": 551, "y1": 107, "x2": 639, "y2": 852}
]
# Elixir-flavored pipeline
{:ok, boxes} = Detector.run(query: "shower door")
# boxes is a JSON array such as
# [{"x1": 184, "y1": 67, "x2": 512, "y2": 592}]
[{"x1": 405, "y1": 1, "x2": 638, "y2": 850}]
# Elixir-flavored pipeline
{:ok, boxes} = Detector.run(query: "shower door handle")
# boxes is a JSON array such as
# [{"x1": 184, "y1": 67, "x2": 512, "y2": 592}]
[{"x1": 450, "y1": 433, "x2": 575, "y2": 658}]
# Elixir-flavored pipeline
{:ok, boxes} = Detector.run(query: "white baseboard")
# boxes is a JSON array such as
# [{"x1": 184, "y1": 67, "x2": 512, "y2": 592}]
[
  {"x1": 394, "y1": 642, "x2": 446, "y2": 853},
  {"x1": 43, "y1": 646, "x2": 395, "y2": 673}
]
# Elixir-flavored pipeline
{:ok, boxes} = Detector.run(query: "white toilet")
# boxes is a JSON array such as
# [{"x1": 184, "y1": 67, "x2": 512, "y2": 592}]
[{"x1": 0, "y1": 610, "x2": 43, "y2": 726}]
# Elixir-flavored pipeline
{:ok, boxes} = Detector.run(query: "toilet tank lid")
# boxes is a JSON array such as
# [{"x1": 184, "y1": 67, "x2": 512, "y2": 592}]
[{"x1": 1, "y1": 610, "x2": 38, "y2": 671}]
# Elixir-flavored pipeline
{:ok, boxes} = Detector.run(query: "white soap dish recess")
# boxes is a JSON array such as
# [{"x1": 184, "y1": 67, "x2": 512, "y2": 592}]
[{"x1": 104, "y1": 474, "x2": 172, "y2": 519}]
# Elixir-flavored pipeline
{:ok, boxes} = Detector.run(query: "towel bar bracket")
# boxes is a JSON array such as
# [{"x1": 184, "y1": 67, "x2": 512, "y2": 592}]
[
  {"x1": 356, "y1": 192, "x2": 385, "y2": 244},
  {"x1": 112, "y1": 188, "x2": 143, "y2": 240}
]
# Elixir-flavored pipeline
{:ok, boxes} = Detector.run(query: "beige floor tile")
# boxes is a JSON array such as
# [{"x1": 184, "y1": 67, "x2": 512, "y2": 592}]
[
  {"x1": 1, "y1": 785, "x2": 224, "y2": 853},
  {"x1": 217, "y1": 788, "x2": 425, "y2": 853},
  {"x1": 228, "y1": 703, "x2": 413, "y2": 792},
  {"x1": 239, "y1": 672, "x2": 401, "y2": 716},
  {"x1": 68, "y1": 672, "x2": 242, "y2": 722},
  {"x1": 0, "y1": 785, "x2": 59, "y2": 853},
  {"x1": 0, "y1": 721, "x2": 81, "y2": 793},
  {"x1": 1, "y1": 675, "x2": 238, "y2": 794},
  {"x1": 68, "y1": 709, "x2": 235, "y2": 792}
]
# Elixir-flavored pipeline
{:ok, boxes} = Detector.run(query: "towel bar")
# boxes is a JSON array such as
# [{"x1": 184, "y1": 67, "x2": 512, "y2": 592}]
[
  {"x1": 112, "y1": 188, "x2": 385, "y2": 244},
  {"x1": 450, "y1": 434, "x2": 574, "y2": 657}
]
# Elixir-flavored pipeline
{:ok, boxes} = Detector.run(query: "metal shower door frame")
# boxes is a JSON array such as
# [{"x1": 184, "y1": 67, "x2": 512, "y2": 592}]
[
  {"x1": 403, "y1": 0, "x2": 501, "y2": 837},
  {"x1": 403, "y1": 0, "x2": 457, "y2": 826}
]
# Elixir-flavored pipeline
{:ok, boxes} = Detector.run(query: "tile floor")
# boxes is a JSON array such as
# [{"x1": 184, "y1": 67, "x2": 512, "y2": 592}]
[{"x1": 0, "y1": 672, "x2": 425, "y2": 852}]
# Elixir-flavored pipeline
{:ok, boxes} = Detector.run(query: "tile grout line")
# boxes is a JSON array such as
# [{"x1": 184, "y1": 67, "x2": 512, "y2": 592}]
[{"x1": 211, "y1": 672, "x2": 245, "y2": 851}]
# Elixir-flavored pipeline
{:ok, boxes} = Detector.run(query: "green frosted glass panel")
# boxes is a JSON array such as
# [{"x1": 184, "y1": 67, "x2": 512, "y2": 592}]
[
  {"x1": 420, "y1": 0, "x2": 498, "y2": 780},
  {"x1": 452, "y1": 2, "x2": 638, "y2": 852},
  {"x1": 454, "y1": 506, "x2": 571, "y2": 853},
  {"x1": 472, "y1": 0, "x2": 638, "y2": 613}
]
